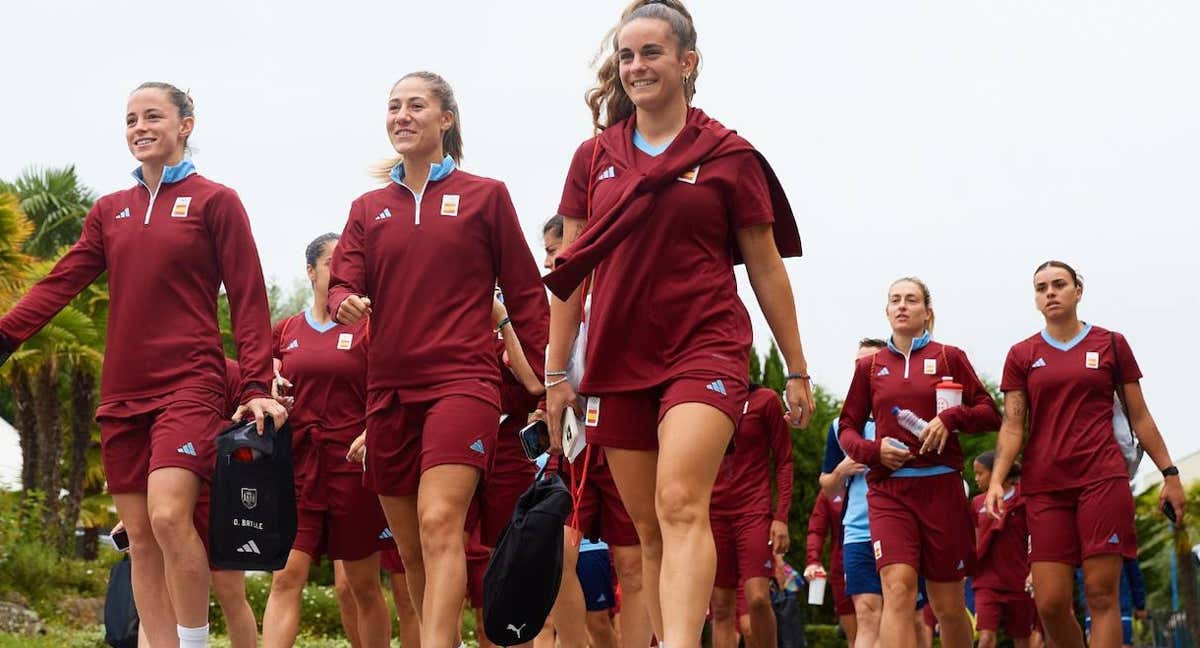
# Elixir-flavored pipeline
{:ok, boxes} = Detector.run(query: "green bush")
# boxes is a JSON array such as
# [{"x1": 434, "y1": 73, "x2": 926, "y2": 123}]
[{"x1": 804, "y1": 623, "x2": 843, "y2": 648}]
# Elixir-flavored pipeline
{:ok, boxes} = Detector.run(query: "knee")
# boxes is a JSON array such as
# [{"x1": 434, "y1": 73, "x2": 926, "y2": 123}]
[
  {"x1": 746, "y1": 589, "x2": 771, "y2": 616},
  {"x1": 1083, "y1": 580, "x2": 1119, "y2": 614},
  {"x1": 418, "y1": 505, "x2": 463, "y2": 550},
  {"x1": 212, "y1": 575, "x2": 246, "y2": 605},
  {"x1": 333, "y1": 573, "x2": 354, "y2": 602},
  {"x1": 1036, "y1": 595, "x2": 1073, "y2": 622},
  {"x1": 347, "y1": 574, "x2": 383, "y2": 603},
  {"x1": 148, "y1": 502, "x2": 195, "y2": 545},
  {"x1": 710, "y1": 597, "x2": 735, "y2": 623},
  {"x1": 977, "y1": 632, "x2": 997, "y2": 648},
  {"x1": 655, "y1": 481, "x2": 705, "y2": 529},
  {"x1": 612, "y1": 552, "x2": 642, "y2": 592},
  {"x1": 928, "y1": 595, "x2": 965, "y2": 621},
  {"x1": 270, "y1": 565, "x2": 308, "y2": 594}
]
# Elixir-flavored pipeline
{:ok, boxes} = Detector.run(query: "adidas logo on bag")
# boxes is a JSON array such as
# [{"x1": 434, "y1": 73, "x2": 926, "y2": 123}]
[
  {"x1": 177, "y1": 442, "x2": 197, "y2": 456},
  {"x1": 376, "y1": 208, "x2": 393, "y2": 221},
  {"x1": 706, "y1": 379, "x2": 727, "y2": 396},
  {"x1": 236, "y1": 540, "x2": 262, "y2": 555}
]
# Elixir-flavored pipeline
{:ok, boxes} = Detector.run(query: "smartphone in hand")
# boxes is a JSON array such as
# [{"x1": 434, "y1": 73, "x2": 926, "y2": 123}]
[
  {"x1": 1162, "y1": 500, "x2": 1178, "y2": 524},
  {"x1": 519, "y1": 419, "x2": 550, "y2": 461},
  {"x1": 110, "y1": 528, "x2": 130, "y2": 552}
]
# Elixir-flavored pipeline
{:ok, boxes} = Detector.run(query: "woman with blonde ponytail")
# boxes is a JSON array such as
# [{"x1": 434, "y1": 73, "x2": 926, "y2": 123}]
[
  {"x1": 327, "y1": 71, "x2": 548, "y2": 648},
  {"x1": 543, "y1": 2, "x2": 813, "y2": 646}
]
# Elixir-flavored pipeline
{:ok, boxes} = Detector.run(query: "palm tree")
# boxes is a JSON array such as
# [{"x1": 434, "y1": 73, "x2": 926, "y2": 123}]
[{"x1": 0, "y1": 166, "x2": 96, "y2": 259}]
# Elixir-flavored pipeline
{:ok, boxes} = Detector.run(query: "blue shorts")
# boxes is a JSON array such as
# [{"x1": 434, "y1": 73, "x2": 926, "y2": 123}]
[
  {"x1": 843, "y1": 541, "x2": 927, "y2": 608},
  {"x1": 578, "y1": 548, "x2": 615, "y2": 611}
]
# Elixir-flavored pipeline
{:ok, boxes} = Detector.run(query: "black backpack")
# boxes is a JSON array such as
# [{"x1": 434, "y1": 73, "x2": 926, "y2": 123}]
[
  {"x1": 103, "y1": 556, "x2": 138, "y2": 648},
  {"x1": 483, "y1": 468, "x2": 573, "y2": 646},
  {"x1": 208, "y1": 419, "x2": 296, "y2": 570}
]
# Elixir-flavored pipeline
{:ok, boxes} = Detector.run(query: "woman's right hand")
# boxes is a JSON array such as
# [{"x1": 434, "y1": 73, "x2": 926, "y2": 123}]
[
  {"x1": 878, "y1": 438, "x2": 913, "y2": 470},
  {"x1": 271, "y1": 373, "x2": 294, "y2": 410},
  {"x1": 336, "y1": 295, "x2": 372, "y2": 325},
  {"x1": 546, "y1": 381, "x2": 579, "y2": 456},
  {"x1": 984, "y1": 481, "x2": 1008, "y2": 520}
]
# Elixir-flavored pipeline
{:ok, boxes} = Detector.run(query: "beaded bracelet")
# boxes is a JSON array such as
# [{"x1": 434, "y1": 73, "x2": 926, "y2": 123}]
[{"x1": 494, "y1": 316, "x2": 511, "y2": 333}]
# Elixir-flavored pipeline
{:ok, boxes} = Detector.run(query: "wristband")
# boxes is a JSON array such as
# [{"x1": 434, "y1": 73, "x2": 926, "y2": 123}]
[
  {"x1": 494, "y1": 316, "x2": 511, "y2": 333},
  {"x1": 545, "y1": 369, "x2": 569, "y2": 377},
  {"x1": 545, "y1": 376, "x2": 570, "y2": 389},
  {"x1": 786, "y1": 373, "x2": 811, "y2": 382},
  {"x1": 1162, "y1": 465, "x2": 1180, "y2": 478}
]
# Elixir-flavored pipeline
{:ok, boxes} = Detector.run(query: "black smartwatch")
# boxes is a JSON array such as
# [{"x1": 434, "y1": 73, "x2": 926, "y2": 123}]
[{"x1": 1162, "y1": 466, "x2": 1180, "y2": 478}]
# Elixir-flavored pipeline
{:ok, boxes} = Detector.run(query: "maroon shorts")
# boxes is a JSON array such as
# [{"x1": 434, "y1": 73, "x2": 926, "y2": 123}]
[
  {"x1": 1025, "y1": 477, "x2": 1137, "y2": 565},
  {"x1": 569, "y1": 453, "x2": 640, "y2": 546},
  {"x1": 582, "y1": 375, "x2": 748, "y2": 451},
  {"x1": 478, "y1": 415, "x2": 536, "y2": 546},
  {"x1": 832, "y1": 568, "x2": 854, "y2": 616},
  {"x1": 466, "y1": 524, "x2": 490, "y2": 610},
  {"x1": 380, "y1": 545, "x2": 405, "y2": 574},
  {"x1": 974, "y1": 588, "x2": 1036, "y2": 638},
  {"x1": 293, "y1": 466, "x2": 390, "y2": 562},
  {"x1": 364, "y1": 391, "x2": 499, "y2": 497},
  {"x1": 867, "y1": 471, "x2": 974, "y2": 582},
  {"x1": 97, "y1": 397, "x2": 225, "y2": 494},
  {"x1": 712, "y1": 512, "x2": 773, "y2": 590}
]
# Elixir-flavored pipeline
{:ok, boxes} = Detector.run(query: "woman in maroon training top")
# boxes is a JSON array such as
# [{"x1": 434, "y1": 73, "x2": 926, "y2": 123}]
[
  {"x1": 987, "y1": 261, "x2": 1185, "y2": 648},
  {"x1": 0, "y1": 82, "x2": 284, "y2": 648},
  {"x1": 542, "y1": 3, "x2": 813, "y2": 645},
  {"x1": 838, "y1": 277, "x2": 1000, "y2": 648},
  {"x1": 260, "y1": 233, "x2": 392, "y2": 648},
  {"x1": 329, "y1": 71, "x2": 547, "y2": 648}
]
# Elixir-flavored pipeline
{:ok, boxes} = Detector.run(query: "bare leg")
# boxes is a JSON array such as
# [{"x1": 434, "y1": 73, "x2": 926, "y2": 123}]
[
  {"x1": 211, "y1": 570, "x2": 257, "y2": 648},
  {"x1": 604, "y1": 448, "x2": 664, "y2": 641},
  {"x1": 878, "y1": 564, "x2": 920, "y2": 648},
  {"x1": 334, "y1": 560, "x2": 364, "y2": 648},
  {"x1": 114, "y1": 493, "x2": 179, "y2": 647},
  {"x1": 380, "y1": 494, "x2": 425, "y2": 623},
  {"x1": 611, "y1": 545, "x2": 653, "y2": 648},
  {"x1": 343, "y1": 552, "x2": 392, "y2": 647},
  {"x1": 1080, "y1": 555, "x2": 1124, "y2": 648},
  {"x1": 709, "y1": 588, "x2": 737, "y2": 648},
  {"x1": 415, "y1": 464, "x2": 479, "y2": 648},
  {"x1": 925, "y1": 578, "x2": 972, "y2": 648},
  {"x1": 1032, "y1": 562, "x2": 1084, "y2": 648},
  {"x1": 389, "y1": 571, "x2": 422, "y2": 648},
  {"x1": 743, "y1": 577, "x2": 775, "y2": 648},
  {"x1": 146, "y1": 468, "x2": 210, "y2": 632},
  {"x1": 261, "y1": 549, "x2": 313, "y2": 648},
  {"x1": 550, "y1": 534, "x2": 588, "y2": 648},
  {"x1": 851, "y1": 593, "x2": 882, "y2": 648}
]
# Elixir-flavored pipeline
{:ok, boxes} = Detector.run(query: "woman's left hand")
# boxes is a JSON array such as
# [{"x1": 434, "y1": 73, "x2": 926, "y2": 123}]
[
  {"x1": 1162, "y1": 475, "x2": 1187, "y2": 523},
  {"x1": 918, "y1": 416, "x2": 950, "y2": 454},
  {"x1": 769, "y1": 520, "x2": 791, "y2": 555},
  {"x1": 785, "y1": 378, "x2": 815, "y2": 429}
]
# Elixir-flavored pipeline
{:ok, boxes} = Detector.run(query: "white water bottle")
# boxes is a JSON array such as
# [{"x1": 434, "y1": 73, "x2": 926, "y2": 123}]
[{"x1": 892, "y1": 406, "x2": 928, "y2": 438}]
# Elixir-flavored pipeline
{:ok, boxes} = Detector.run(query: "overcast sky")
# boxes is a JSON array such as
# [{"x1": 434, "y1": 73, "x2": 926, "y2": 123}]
[{"x1": 3, "y1": 1, "x2": 1198, "y2": 469}]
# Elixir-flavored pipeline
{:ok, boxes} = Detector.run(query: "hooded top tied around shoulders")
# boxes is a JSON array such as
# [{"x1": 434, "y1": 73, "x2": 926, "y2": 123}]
[{"x1": 543, "y1": 108, "x2": 802, "y2": 299}]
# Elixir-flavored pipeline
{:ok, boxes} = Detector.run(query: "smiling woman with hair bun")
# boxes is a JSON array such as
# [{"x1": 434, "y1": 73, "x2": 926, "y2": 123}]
[{"x1": 542, "y1": 2, "x2": 812, "y2": 645}]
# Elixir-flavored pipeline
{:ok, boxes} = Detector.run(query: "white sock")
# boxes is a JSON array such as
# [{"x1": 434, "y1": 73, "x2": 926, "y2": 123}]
[{"x1": 178, "y1": 624, "x2": 209, "y2": 648}]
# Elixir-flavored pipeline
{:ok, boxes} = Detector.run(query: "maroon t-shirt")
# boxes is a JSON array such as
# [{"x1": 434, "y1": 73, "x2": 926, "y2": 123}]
[
  {"x1": 1001, "y1": 325, "x2": 1140, "y2": 493},
  {"x1": 0, "y1": 174, "x2": 273, "y2": 408},
  {"x1": 838, "y1": 342, "x2": 1001, "y2": 480},
  {"x1": 710, "y1": 387, "x2": 794, "y2": 520},
  {"x1": 556, "y1": 137, "x2": 775, "y2": 392},
  {"x1": 328, "y1": 169, "x2": 547, "y2": 406},
  {"x1": 972, "y1": 489, "x2": 1029, "y2": 594},
  {"x1": 272, "y1": 312, "x2": 368, "y2": 455}
]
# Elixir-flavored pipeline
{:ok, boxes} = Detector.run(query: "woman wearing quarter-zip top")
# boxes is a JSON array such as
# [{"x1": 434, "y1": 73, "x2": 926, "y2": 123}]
[
  {"x1": 542, "y1": 2, "x2": 813, "y2": 646},
  {"x1": 0, "y1": 82, "x2": 285, "y2": 648},
  {"x1": 837, "y1": 277, "x2": 1000, "y2": 648},
  {"x1": 986, "y1": 260, "x2": 1185, "y2": 648},
  {"x1": 329, "y1": 71, "x2": 548, "y2": 648}
]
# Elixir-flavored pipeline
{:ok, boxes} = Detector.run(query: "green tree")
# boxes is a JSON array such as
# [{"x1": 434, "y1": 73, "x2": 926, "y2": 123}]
[
  {"x1": 762, "y1": 340, "x2": 786, "y2": 392},
  {"x1": 0, "y1": 166, "x2": 96, "y2": 258},
  {"x1": 748, "y1": 345, "x2": 762, "y2": 385},
  {"x1": 217, "y1": 278, "x2": 312, "y2": 358},
  {"x1": 1134, "y1": 481, "x2": 1200, "y2": 644}
]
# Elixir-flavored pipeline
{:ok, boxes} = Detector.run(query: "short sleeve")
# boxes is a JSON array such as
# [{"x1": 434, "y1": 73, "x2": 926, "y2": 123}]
[
  {"x1": 1000, "y1": 344, "x2": 1027, "y2": 394},
  {"x1": 557, "y1": 139, "x2": 596, "y2": 220},
  {"x1": 821, "y1": 423, "x2": 845, "y2": 474},
  {"x1": 726, "y1": 153, "x2": 774, "y2": 229},
  {"x1": 1112, "y1": 332, "x2": 1143, "y2": 384}
]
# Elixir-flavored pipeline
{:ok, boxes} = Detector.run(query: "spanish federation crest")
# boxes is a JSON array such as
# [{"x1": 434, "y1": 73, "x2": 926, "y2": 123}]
[{"x1": 241, "y1": 487, "x2": 258, "y2": 510}]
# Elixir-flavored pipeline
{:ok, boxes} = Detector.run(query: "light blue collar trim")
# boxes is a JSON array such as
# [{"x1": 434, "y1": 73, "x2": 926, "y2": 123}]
[
  {"x1": 390, "y1": 155, "x2": 456, "y2": 187},
  {"x1": 304, "y1": 308, "x2": 338, "y2": 334},
  {"x1": 1041, "y1": 323, "x2": 1092, "y2": 352},
  {"x1": 132, "y1": 158, "x2": 196, "y2": 187},
  {"x1": 888, "y1": 330, "x2": 931, "y2": 356},
  {"x1": 633, "y1": 130, "x2": 672, "y2": 157}
]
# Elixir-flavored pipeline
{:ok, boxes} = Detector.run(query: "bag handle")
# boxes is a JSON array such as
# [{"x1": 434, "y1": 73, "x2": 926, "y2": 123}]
[{"x1": 1110, "y1": 331, "x2": 1132, "y2": 421}]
